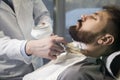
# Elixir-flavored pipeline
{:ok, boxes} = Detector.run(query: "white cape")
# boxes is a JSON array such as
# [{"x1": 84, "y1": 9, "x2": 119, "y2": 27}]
[{"x1": 23, "y1": 52, "x2": 86, "y2": 80}]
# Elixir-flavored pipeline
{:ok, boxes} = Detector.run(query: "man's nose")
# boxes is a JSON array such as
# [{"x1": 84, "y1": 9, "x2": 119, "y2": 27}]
[{"x1": 81, "y1": 14, "x2": 91, "y2": 21}]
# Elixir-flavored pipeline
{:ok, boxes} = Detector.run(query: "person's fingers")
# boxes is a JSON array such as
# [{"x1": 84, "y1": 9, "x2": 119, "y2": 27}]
[
  {"x1": 51, "y1": 42, "x2": 65, "y2": 53},
  {"x1": 55, "y1": 37, "x2": 67, "y2": 44},
  {"x1": 51, "y1": 51, "x2": 60, "y2": 56},
  {"x1": 51, "y1": 35, "x2": 67, "y2": 44},
  {"x1": 49, "y1": 50, "x2": 59, "y2": 59}
]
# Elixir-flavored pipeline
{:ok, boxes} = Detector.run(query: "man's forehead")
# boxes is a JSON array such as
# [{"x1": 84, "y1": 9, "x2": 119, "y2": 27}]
[
  {"x1": 95, "y1": 10, "x2": 111, "y2": 18},
  {"x1": 91, "y1": 10, "x2": 111, "y2": 23}
]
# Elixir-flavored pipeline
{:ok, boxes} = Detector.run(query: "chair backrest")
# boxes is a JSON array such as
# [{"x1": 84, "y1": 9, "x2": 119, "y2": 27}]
[{"x1": 106, "y1": 51, "x2": 120, "y2": 79}]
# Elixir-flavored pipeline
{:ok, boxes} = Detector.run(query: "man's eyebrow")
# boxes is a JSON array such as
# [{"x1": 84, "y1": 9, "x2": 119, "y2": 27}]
[
  {"x1": 93, "y1": 12, "x2": 99, "y2": 15},
  {"x1": 93, "y1": 12, "x2": 102, "y2": 20}
]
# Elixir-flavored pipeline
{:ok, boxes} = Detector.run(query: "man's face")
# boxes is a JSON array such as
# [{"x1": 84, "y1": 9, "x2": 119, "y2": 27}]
[{"x1": 69, "y1": 10, "x2": 111, "y2": 44}]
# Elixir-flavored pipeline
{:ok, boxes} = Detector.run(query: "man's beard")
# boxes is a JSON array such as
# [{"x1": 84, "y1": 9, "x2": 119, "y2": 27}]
[{"x1": 69, "y1": 25, "x2": 100, "y2": 44}]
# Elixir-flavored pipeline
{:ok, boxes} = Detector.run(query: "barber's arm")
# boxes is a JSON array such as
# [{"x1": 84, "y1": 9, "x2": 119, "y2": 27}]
[
  {"x1": 0, "y1": 35, "x2": 66, "y2": 64},
  {"x1": 31, "y1": 0, "x2": 53, "y2": 39},
  {"x1": 0, "y1": 36, "x2": 31, "y2": 63},
  {"x1": 33, "y1": 0, "x2": 52, "y2": 26}
]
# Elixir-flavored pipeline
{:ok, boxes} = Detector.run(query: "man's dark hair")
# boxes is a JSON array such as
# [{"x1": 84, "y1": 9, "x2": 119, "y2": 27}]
[{"x1": 103, "y1": 5, "x2": 120, "y2": 53}]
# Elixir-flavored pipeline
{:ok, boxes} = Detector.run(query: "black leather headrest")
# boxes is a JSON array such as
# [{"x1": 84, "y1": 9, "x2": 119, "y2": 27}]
[{"x1": 106, "y1": 51, "x2": 120, "y2": 79}]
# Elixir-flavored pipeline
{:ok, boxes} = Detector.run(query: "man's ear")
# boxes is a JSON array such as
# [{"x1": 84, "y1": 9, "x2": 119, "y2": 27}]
[{"x1": 97, "y1": 34, "x2": 114, "y2": 45}]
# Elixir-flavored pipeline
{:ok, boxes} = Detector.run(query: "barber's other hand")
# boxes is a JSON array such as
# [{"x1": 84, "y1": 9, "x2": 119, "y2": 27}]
[{"x1": 25, "y1": 35, "x2": 67, "y2": 59}]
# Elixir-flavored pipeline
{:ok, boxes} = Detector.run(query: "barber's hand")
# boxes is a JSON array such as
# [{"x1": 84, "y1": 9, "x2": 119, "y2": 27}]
[{"x1": 25, "y1": 35, "x2": 67, "y2": 59}]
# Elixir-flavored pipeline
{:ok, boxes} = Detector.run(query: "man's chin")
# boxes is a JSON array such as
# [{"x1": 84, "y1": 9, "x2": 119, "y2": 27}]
[{"x1": 69, "y1": 27, "x2": 79, "y2": 41}]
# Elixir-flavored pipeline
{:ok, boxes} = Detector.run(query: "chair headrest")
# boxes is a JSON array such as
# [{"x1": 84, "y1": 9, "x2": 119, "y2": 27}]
[{"x1": 106, "y1": 51, "x2": 120, "y2": 79}]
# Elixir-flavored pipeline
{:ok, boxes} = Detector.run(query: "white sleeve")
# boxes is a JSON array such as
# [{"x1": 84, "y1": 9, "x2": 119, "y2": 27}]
[
  {"x1": 0, "y1": 37, "x2": 32, "y2": 64},
  {"x1": 20, "y1": 40, "x2": 32, "y2": 64}
]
